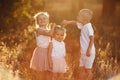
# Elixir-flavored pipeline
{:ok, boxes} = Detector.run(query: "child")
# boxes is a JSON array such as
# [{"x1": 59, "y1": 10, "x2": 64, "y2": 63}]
[
  {"x1": 48, "y1": 25, "x2": 67, "y2": 80},
  {"x1": 62, "y1": 9, "x2": 95, "y2": 80},
  {"x1": 30, "y1": 12, "x2": 55, "y2": 80}
]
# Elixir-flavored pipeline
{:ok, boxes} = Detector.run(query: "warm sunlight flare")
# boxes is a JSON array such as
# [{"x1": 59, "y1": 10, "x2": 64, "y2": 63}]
[
  {"x1": 0, "y1": 66, "x2": 21, "y2": 80},
  {"x1": 0, "y1": 0, "x2": 120, "y2": 80}
]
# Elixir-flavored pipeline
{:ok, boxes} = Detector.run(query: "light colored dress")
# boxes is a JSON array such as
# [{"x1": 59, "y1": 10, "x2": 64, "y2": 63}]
[
  {"x1": 51, "y1": 39, "x2": 67, "y2": 73},
  {"x1": 30, "y1": 28, "x2": 50, "y2": 71}
]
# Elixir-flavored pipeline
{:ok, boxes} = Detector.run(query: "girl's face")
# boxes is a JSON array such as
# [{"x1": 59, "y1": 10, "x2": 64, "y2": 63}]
[
  {"x1": 54, "y1": 30, "x2": 65, "y2": 42},
  {"x1": 37, "y1": 14, "x2": 49, "y2": 27}
]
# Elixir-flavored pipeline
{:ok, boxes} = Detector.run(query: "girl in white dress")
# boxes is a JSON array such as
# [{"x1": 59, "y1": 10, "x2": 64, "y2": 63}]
[{"x1": 48, "y1": 25, "x2": 67, "y2": 80}]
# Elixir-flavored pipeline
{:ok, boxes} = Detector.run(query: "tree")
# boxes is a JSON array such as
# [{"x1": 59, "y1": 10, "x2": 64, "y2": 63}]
[
  {"x1": 0, "y1": 0, "x2": 45, "y2": 31},
  {"x1": 71, "y1": 0, "x2": 84, "y2": 15},
  {"x1": 102, "y1": 0, "x2": 117, "y2": 17}
]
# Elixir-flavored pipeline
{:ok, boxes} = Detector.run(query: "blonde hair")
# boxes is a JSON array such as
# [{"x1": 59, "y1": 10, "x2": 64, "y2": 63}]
[
  {"x1": 34, "y1": 12, "x2": 49, "y2": 19},
  {"x1": 34, "y1": 12, "x2": 49, "y2": 28},
  {"x1": 79, "y1": 9, "x2": 93, "y2": 21},
  {"x1": 54, "y1": 25, "x2": 66, "y2": 40}
]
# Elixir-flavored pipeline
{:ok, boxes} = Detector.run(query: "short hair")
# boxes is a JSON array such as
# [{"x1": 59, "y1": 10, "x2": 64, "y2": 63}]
[{"x1": 79, "y1": 9, "x2": 93, "y2": 21}]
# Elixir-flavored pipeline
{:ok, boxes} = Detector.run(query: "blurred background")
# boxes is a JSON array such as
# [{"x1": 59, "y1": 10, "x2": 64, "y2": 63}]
[{"x1": 0, "y1": 0, "x2": 120, "y2": 80}]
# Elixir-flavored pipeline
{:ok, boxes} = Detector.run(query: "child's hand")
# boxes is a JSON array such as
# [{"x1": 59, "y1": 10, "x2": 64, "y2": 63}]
[
  {"x1": 61, "y1": 20, "x2": 68, "y2": 27},
  {"x1": 50, "y1": 23, "x2": 56, "y2": 29},
  {"x1": 86, "y1": 50, "x2": 90, "y2": 57}
]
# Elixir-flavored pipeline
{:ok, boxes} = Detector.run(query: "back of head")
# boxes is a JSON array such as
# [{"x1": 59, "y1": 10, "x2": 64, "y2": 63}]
[{"x1": 79, "y1": 9, "x2": 93, "y2": 21}]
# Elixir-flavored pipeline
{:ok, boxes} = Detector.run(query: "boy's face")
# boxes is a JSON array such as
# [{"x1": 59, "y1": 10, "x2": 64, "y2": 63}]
[
  {"x1": 77, "y1": 12, "x2": 85, "y2": 24},
  {"x1": 54, "y1": 30, "x2": 65, "y2": 42},
  {"x1": 37, "y1": 14, "x2": 49, "y2": 27}
]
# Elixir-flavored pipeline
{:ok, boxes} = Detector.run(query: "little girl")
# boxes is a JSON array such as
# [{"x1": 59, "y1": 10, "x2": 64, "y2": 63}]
[
  {"x1": 30, "y1": 12, "x2": 55, "y2": 80},
  {"x1": 48, "y1": 25, "x2": 67, "y2": 80}
]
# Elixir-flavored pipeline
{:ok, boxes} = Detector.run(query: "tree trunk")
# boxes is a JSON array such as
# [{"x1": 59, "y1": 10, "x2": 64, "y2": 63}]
[
  {"x1": 102, "y1": 0, "x2": 116, "y2": 17},
  {"x1": 71, "y1": 0, "x2": 84, "y2": 15}
]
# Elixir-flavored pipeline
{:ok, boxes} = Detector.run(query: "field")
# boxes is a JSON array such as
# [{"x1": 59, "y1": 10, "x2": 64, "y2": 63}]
[{"x1": 0, "y1": 1, "x2": 120, "y2": 80}]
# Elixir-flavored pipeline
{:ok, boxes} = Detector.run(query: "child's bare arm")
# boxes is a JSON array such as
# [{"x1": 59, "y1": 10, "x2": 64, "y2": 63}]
[
  {"x1": 61, "y1": 20, "x2": 77, "y2": 27},
  {"x1": 48, "y1": 42, "x2": 53, "y2": 69},
  {"x1": 86, "y1": 36, "x2": 94, "y2": 57},
  {"x1": 64, "y1": 54, "x2": 67, "y2": 61},
  {"x1": 36, "y1": 23, "x2": 56, "y2": 36}
]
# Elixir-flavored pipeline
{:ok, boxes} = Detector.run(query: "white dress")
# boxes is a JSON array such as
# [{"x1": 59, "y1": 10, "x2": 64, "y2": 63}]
[{"x1": 51, "y1": 39, "x2": 67, "y2": 73}]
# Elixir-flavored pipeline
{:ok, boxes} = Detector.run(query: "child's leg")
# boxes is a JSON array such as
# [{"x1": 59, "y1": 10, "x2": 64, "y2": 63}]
[
  {"x1": 56, "y1": 73, "x2": 59, "y2": 80},
  {"x1": 41, "y1": 71, "x2": 45, "y2": 80},
  {"x1": 52, "y1": 73, "x2": 57, "y2": 80},
  {"x1": 44, "y1": 71, "x2": 52, "y2": 80},
  {"x1": 31, "y1": 70, "x2": 43, "y2": 80},
  {"x1": 79, "y1": 54, "x2": 87, "y2": 80},
  {"x1": 85, "y1": 53, "x2": 95, "y2": 80},
  {"x1": 79, "y1": 67, "x2": 87, "y2": 80},
  {"x1": 57, "y1": 73, "x2": 62, "y2": 80},
  {"x1": 34, "y1": 71, "x2": 44, "y2": 80},
  {"x1": 53, "y1": 73, "x2": 61, "y2": 80},
  {"x1": 85, "y1": 69, "x2": 93, "y2": 80}
]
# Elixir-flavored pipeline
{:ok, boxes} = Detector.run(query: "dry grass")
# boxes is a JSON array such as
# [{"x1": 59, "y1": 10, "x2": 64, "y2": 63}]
[
  {"x1": 0, "y1": 2, "x2": 120, "y2": 80},
  {"x1": 0, "y1": 65, "x2": 21, "y2": 80},
  {"x1": 0, "y1": 20, "x2": 120, "y2": 80}
]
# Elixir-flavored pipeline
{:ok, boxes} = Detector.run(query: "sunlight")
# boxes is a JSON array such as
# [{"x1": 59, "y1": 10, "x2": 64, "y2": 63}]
[
  {"x1": 0, "y1": 0, "x2": 120, "y2": 80},
  {"x1": 108, "y1": 74, "x2": 120, "y2": 80},
  {"x1": 0, "y1": 66, "x2": 21, "y2": 80}
]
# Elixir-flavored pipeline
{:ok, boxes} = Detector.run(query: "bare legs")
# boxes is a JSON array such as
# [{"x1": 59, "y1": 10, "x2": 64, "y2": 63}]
[
  {"x1": 52, "y1": 73, "x2": 62, "y2": 80},
  {"x1": 79, "y1": 67, "x2": 93, "y2": 80},
  {"x1": 43, "y1": 71, "x2": 53, "y2": 80},
  {"x1": 86, "y1": 69, "x2": 93, "y2": 80},
  {"x1": 79, "y1": 67, "x2": 87, "y2": 80}
]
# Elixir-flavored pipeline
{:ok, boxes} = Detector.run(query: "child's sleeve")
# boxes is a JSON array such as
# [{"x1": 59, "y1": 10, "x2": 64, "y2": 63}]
[
  {"x1": 88, "y1": 25, "x2": 94, "y2": 36},
  {"x1": 76, "y1": 22, "x2": 83, "y2": 29}
]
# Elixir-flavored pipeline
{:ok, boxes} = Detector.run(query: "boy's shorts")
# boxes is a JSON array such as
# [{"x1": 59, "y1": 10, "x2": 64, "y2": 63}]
[{"x1": 79, "y1": 53, "x2": 95, "y2": 69}]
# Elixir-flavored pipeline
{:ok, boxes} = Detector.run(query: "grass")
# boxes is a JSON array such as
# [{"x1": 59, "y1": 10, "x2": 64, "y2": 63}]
[
  {"x1": 0, "y1": 19, "x2": 120, "y2": 80},
  {"x1": 0, "y1": 2, "x2": 120, "y2": 80}
]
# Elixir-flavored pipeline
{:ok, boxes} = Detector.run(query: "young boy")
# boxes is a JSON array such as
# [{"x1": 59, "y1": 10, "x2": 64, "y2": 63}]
[{"x1": 62, "y1": 9, "x2": 95, "y2": 80}]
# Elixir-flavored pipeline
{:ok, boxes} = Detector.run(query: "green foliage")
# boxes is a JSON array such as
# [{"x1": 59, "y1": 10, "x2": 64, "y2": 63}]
[{"x1": 0, "y1": 0, "x2": 45, "y2": 31}]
